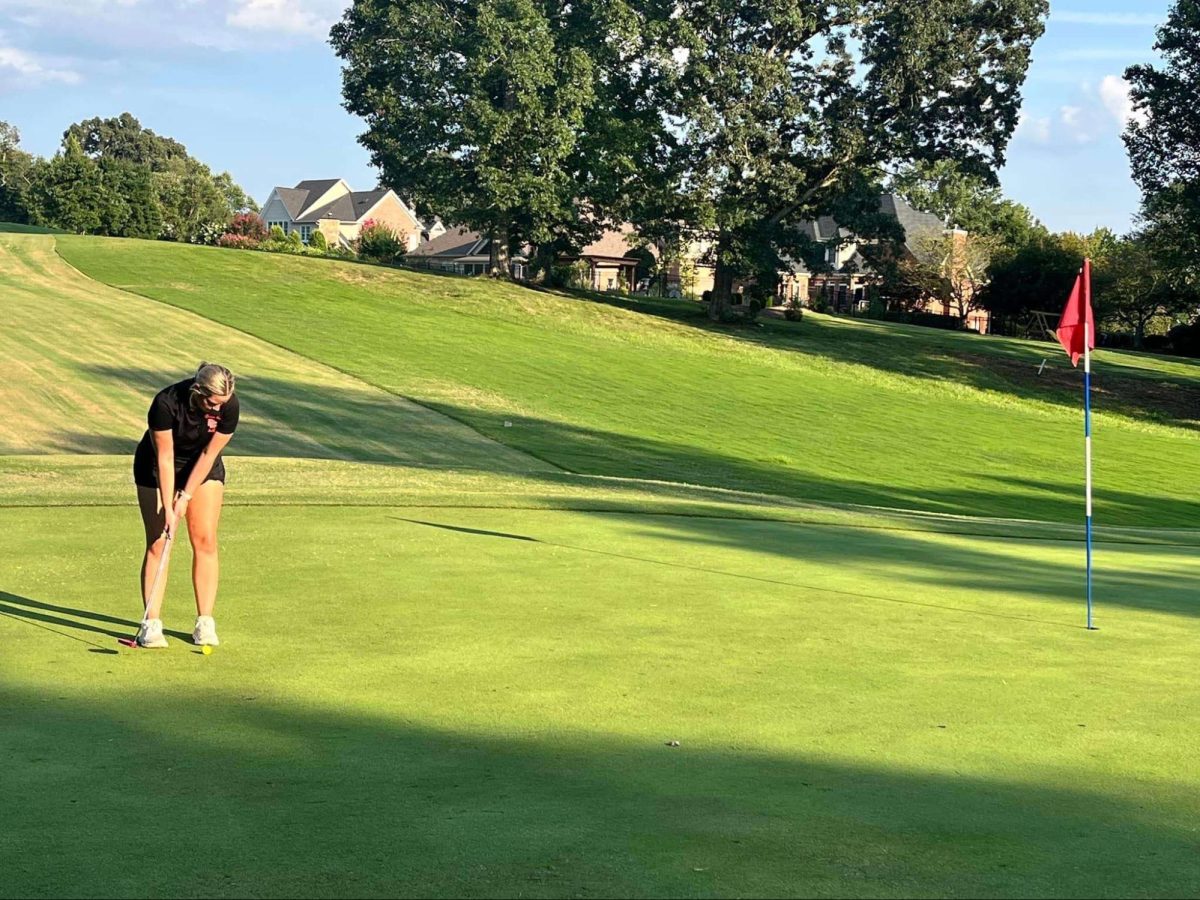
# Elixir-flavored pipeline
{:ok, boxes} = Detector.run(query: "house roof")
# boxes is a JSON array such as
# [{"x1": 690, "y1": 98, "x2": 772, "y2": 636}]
[
  {"x1": 273, "y1": 187, "x2": 311, "y2": 220},
  {"x1": 293, "y1": 179, "x2": 342, "y2": 201},
  {"x1": 796, "y1": 193, "x2": 947, "y2": 263},
  {"x1": 879, "y1": 193, "x2": 945, "y2": 246},
  {"x1": 299, "y1": 190, "x2": 394, "y2": 224},
  {"x1": 408, "y1": 226, "x2": 485, "y2": 257},
  {"x1": 578, "y1": 226, "x2": 640, "y2": 261}
]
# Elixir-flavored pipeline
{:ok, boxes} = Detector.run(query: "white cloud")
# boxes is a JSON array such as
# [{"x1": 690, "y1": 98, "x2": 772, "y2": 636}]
[
  {"x1": 226, "y1": 0, "x2": 341, "y2": 38},
  {"x1": 0, "y1": 41, "x2": 81, "y2": 87},
  {"x1": 1098, "y1": 74, "x2": 1149, "y2": 128},
  {"x1": 1053, "y1": 11, "x2": 1162, "y2": 27},
  {"x1": 1015, "y1": 112, "x2": 1051, "y2": 144}
]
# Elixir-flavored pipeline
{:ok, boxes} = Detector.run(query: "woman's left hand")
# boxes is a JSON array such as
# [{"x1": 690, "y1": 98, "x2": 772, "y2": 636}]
[{"x1": 173, "y1": 492, "x2": 190, "y2": 521}]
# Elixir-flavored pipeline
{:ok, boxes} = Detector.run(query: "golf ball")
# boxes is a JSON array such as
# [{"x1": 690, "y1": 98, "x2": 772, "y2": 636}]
[{"x1": 202, "y1": 645, "x2": 213, "y2": 655}]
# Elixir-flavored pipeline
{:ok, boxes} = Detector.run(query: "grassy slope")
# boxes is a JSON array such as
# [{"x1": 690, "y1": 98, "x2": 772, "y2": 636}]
[
  {"x1": 0, "y1": 233, "x2": 541, "y2": 471},
  {"x1": 2, "y1": 234, "x2": 1198, "y2": 898},
  {"x1": 58, "y1": 235, "x2": 1200, "y2": 527}
]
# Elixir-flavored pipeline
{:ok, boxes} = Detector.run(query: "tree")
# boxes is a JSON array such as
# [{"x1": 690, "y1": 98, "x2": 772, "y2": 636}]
[
  {"x1": 896, "y1": 230, "x2": 997, "y2": 322},
  {"x1": 1095, "y1": 235, "x2": 1198, "y2": 348},
  {"x1": 98, "y1": 158, "x2": 161, "y2": 238},
  {"x1": 1124, "y1": 0, "x2": 1200, "y2": 286},
  {"x1": 26, "y1": 134, "x2": 121, "y2": 234},
  {"x1": 332, "y1": 0, "x2": 662, "y2": 277},
  {"x1": 0, "y1": 121, "x2": 35, "y2": 223},
  {"x1": 65, "y1": 112, "x2": 189, "y2": 172},
  {"x1": 890, "y1": 159, "x2": 1045, "y2": 251},
  {"x1": 63, "y1": 113, "x2": 256, "y2": 240},
  {"x1": 663, "y1": 0, "x2": 1047, "y2": 319},
  {"x1": 978, "y1": 228, "x2": 1115, "y2": 332},
  {"x1": 154, "y1": 167, "x2": 233, "y2": 243}
]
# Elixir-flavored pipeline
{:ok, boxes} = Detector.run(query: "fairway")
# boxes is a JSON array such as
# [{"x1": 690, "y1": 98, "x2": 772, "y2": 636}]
[{"x1": 2, "y1": 232, "x2": 1199, "y2": 898}]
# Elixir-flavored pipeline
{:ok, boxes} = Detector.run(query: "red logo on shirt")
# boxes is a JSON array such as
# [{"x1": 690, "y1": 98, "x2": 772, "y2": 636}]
[{"x1": 205, "y1": 414, "x2": 220, "y2": 434}]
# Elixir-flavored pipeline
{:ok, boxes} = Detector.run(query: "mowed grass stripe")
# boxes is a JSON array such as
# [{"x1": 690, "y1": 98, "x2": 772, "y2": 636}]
[
  {"x1": 57, "y1": 235, "x2": 1200, "y2": 526},
  {"x1": 0, "y1": 233, "x2": 547, "y2": 472}
]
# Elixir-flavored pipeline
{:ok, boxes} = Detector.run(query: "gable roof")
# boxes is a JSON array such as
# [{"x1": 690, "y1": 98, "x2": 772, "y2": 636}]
[
  {"x1": 298, "y1": 190, "x2": 392, "y2": 224},
  {"x1": 408, "y1": 226, "x2": 485, "y2": 257},
  {"x1": 796, "y1": 194, "x2": 946, "y2": 251},
  {"x1": 578, "y1": 226, "x2": 640, "y2": 261},
  {"x1": 293, "y1": 179, "x2": 343, "y2": 200},
  {"x1": 879, "y1": 193, "x2": 945, "y2": 244},
  {"x1": 273, "y1": 187, "x2": 310, "y2": 220}
]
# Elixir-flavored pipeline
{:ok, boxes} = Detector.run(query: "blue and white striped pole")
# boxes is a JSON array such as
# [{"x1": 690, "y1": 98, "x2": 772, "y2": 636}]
[{"x1": 1084, "y1": 259, "x2": 1095, "y2": 630}]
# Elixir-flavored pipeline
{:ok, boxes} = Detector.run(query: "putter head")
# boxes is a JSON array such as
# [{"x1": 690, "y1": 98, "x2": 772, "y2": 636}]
[{"x1": 117, "y1": 638, "x2": 139, "y2": 648}]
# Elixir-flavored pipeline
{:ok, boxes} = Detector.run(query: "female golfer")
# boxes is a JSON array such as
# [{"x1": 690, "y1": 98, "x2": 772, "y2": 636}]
[{"x1": 133, "y1": 362, "x2": 239, "y2": 648}]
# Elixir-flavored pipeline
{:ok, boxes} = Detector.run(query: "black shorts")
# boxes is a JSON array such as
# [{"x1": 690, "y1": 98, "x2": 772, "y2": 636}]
[{"x1": 133, "y1": 438, "x2": 226, "y2": 491}]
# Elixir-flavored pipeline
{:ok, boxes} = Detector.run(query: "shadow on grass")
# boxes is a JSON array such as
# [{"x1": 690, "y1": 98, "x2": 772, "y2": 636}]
[
  {"x1": 2, "y1": 685, "x2": 1195, "y2": 898},
  {"x1": 565, "y1": 290, "x2": 1200, "y2": 431},
  {"x1": 75, "y1": 365, "x2": 541, "y2": 471},
  {"x1": 0, "y1": 590, "x2": 192, "y2": 644},
  {"x1": 393, "y1": 517, "x2": 1092, "y2": 630},
  {"x1": 429, "y1": 404, "x2": 1200, "y2": 528}
]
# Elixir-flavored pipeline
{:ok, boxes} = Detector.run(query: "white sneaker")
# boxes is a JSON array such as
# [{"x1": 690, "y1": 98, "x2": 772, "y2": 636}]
[
  {"x1": 193, "y1": 615, "x2": 220, "y2": 646},
  {"x1": 136, "y1": 618, "x2": 169, "y2": 649}
]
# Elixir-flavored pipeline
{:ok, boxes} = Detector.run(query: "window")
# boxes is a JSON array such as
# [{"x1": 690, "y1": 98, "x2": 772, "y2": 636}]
[
  {"x1": 300, "y1": 225, "x2": 313, "y2": 243},
  {"x1": 268, "y1": 221, "x2": 289, "y2": 234}
]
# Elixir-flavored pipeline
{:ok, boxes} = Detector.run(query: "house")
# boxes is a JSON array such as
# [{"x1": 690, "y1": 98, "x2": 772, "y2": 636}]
[
  {"x1": 405, "y1": 226, "x2": 529, "y2": 278},
  {"x1": 406, "y1": 224, "x2": 644, "y2": 287},
  {"x1": 258, "y1": 179, "x2": 426, "y2": 251},
  {"x1": 558, "y1": 224, "x2": 645, "y2": 292},
  {"x1": 790, "y1": 193, "x2": 989, "y2": 332}
]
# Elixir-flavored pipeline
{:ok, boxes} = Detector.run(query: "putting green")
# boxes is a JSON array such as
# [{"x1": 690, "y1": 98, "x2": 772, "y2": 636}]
[
  {"x1": 2, "y1": 232, "x2": 1198, "y2": 897},
  {"x1": 3, "y1": 505, "x2": 1199, "y2": 898}
]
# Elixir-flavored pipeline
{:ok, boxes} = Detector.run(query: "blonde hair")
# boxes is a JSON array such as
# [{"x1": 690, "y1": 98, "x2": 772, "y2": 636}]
[{"x1": 192, "y1": 362, "x2": 236, "y2": 398}]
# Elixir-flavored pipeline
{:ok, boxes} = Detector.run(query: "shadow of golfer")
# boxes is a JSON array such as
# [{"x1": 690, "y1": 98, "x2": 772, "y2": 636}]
[{"x1": 0, "y1": 591, "x2": 192, "y2": 645}]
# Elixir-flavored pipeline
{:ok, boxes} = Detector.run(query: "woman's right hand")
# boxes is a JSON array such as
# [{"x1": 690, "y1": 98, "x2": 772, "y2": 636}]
[{"x1": 164, "y1": 506, "x2": 177, "y2": 538}]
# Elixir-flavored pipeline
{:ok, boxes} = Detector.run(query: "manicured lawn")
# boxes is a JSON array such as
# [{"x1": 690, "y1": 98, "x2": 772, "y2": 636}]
[
  {"x1": 2, "y1": 233, "x2": 1198, "y2": 898},
  {"x1": 57, "y1": 235, "x2": 1200, "y2": 526},
  {"x1": 3, "y1": 505, "x2": 1198, "y2": 898}
]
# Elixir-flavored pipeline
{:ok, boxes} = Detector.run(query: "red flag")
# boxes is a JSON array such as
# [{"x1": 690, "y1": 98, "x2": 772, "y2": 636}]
[{"x1": 1056, "y1": 258, "x2": 1095, "y2": 367}]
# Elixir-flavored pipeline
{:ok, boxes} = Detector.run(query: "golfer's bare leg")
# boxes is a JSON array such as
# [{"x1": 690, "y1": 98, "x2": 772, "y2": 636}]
[
  {"x1": 186, "y1": 480, "x2": 225, "y2": 617},
  {"x1": 137, "y1": 486, "x2": 169, "y2": 619}
]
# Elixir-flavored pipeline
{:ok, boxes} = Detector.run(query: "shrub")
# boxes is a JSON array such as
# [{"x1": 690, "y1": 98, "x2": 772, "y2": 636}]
[
  {"x1": 190, "y1": 220, "x2": 226, "y2": 245},
  {"x1": 268, "y1": 225, "x2": 286, "y2": 242},
  {"x1": 227, "y1": 212, "x2": 267, "y2": 243},
  {"x1": 286, "y1": 230, "x2": 303, "y2": 251},
  {"x1": 216, "y1": 233, "x2": 259, "y2": 250},
  {"x1": 784, "y1": 298, "x2": 804, "y2": 322},
  {"x1": 355, "y1": 219, "x2": 406, "y2": 264},
  {"x1": 309, "y1": 230, "x2": 328, "y2": 252}
]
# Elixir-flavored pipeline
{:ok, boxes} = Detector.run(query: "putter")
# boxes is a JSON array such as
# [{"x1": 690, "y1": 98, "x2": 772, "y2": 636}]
[{"x1": 118, "y1": 526, "x2": 174, "y2": 648}]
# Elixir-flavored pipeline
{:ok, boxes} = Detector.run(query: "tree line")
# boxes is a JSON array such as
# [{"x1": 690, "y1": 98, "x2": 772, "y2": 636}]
[
  {"x1": 331, "y1": 0, "x2": 1050, "y2": 320},
  {"x1": 0, "y1": 113, "x2": 255, "y2": 244},
  {"x1": 330, "y1": 0, "x2": 1199, "y2": 349}
]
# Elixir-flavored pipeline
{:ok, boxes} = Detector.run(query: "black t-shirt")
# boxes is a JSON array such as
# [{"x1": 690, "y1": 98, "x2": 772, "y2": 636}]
[{"x1": 144, "y1": 378, "x2": 239, "y2": 461}]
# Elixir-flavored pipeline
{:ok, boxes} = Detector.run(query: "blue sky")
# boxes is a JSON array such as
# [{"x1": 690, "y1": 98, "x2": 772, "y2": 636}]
[{"x1": 0, "y1": 0, "x2": 1172, "y2": 234}]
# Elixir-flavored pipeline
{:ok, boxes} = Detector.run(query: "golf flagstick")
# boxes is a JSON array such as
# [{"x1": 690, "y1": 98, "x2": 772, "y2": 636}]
[{"x1": 119, "y1": 526, "x2": 174, "y2": 648}]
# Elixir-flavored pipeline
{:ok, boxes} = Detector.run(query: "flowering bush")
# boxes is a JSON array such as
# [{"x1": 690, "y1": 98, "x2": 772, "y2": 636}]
[
  {"x1": 217, "y1": 233, "x2": 259, "y2": 249},
  {"x1": 226, "y1": 212, "x2": 267, "y2": 242},
  {"x1": 355, "y1": 218, "x2": 408, "y2": 264}
]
